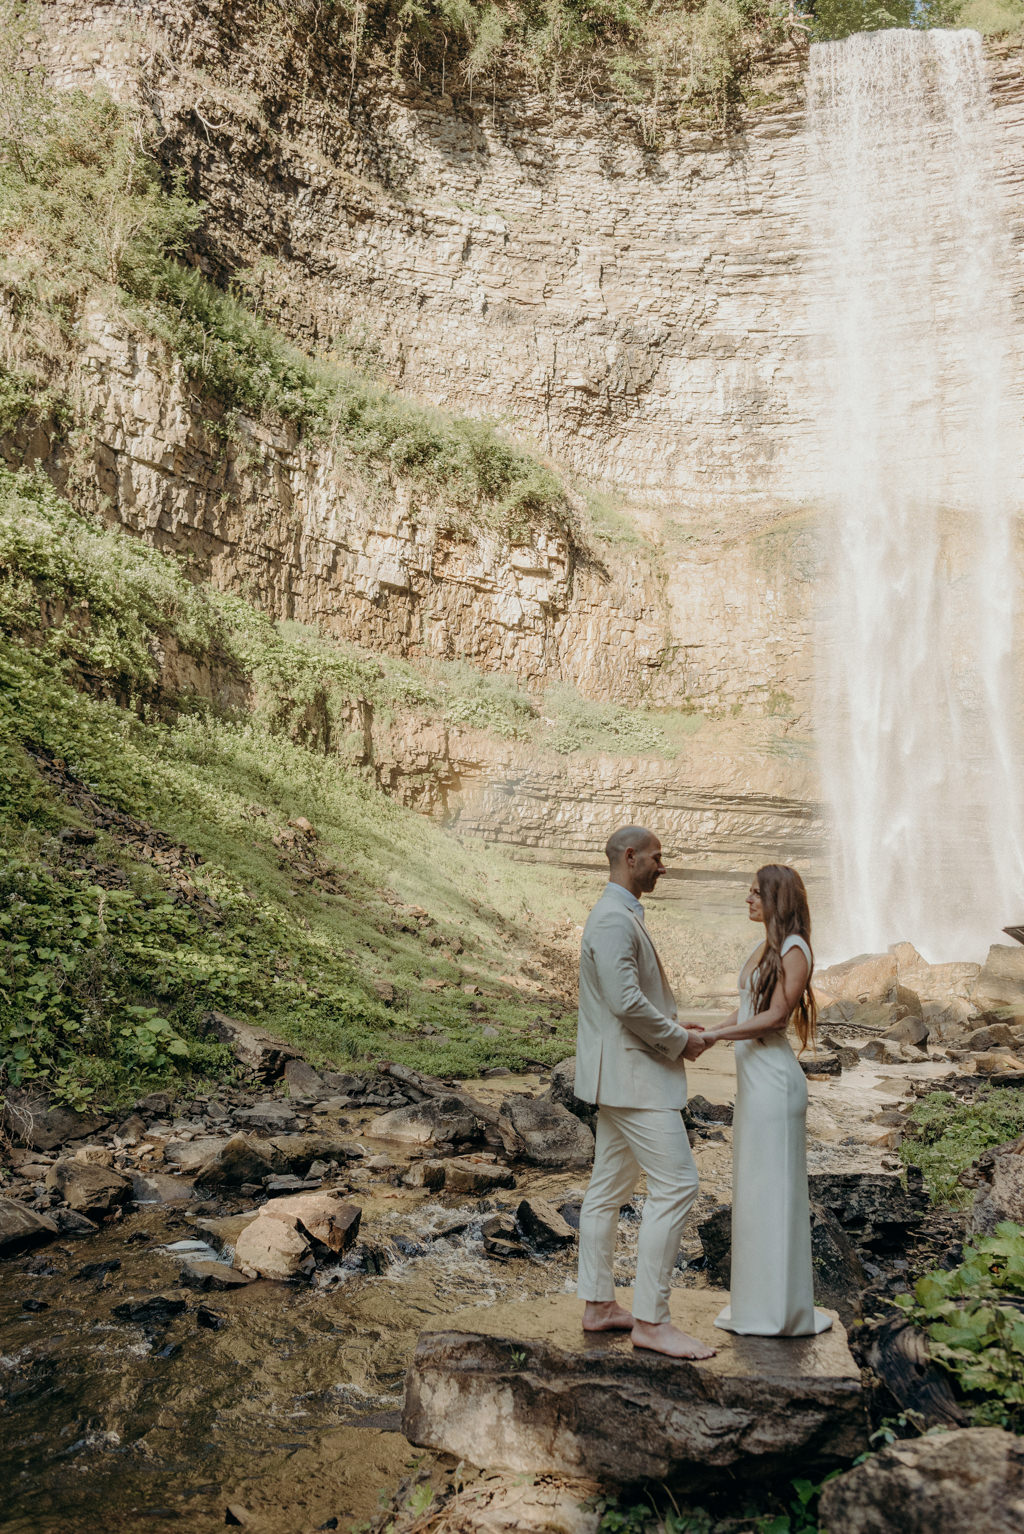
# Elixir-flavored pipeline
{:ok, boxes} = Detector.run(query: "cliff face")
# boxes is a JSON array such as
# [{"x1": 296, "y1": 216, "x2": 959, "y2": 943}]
[{"x1": 27, "y1": 6, "x2": 1024, "y2": 864}]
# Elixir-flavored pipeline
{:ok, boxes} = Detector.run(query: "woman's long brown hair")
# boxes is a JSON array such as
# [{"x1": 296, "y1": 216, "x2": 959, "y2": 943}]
[{"x1": 751, "y1": 864, "x2": 818, "y2": 1052}]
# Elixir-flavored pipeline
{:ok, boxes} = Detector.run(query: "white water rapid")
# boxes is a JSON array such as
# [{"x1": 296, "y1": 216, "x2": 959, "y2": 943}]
[{"x1": 808, "y1": 28, "x2": 1024, "y2": 963}]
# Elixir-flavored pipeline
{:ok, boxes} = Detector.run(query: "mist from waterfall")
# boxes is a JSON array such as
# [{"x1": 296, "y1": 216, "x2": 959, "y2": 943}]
[{"x1": 808, "y1": 28, "x2": 1024, "y2": 962}]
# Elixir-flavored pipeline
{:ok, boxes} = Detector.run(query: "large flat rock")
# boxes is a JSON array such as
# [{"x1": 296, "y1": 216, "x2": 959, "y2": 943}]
[{"x1": 403, "y1": 1290, "x2": 866, "y2": 1485}]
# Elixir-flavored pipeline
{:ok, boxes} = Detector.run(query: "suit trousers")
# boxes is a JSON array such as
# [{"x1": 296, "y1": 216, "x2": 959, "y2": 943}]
[{"x1": 576, "y1": 1105, "x2": 699, "y2": 1325}]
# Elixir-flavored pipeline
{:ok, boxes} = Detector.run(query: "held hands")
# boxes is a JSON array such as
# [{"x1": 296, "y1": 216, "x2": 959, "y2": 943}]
[{"x1": 682, "y1": 1029, "x2": 711, "y2": 1062}]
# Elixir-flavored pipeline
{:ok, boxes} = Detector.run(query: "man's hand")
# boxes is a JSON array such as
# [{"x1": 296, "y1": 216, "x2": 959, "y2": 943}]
[{"x1": 682, "y1": 1032, "x2": 706, "y2": 1062}]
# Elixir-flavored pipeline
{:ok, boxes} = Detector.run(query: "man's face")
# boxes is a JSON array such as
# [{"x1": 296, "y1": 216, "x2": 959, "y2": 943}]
[{"x1": 631, "y1": 837, "x2": 665, "y2": 894}]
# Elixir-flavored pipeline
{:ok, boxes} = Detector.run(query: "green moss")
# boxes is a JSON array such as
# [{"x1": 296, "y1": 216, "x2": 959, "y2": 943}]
[{"x1": 900, "y1": 1088, "x2": 1024, "y2": 1205}]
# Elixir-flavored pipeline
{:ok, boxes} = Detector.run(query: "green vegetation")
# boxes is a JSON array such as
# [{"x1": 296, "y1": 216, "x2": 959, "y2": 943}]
[
  {"x1": 0, "y1": 4, "x2": 570, "y2": 538},
  {"x1": 895, "y1": 1223, "x2": 1024, "y2": 1429},
  {"x1": 899, "y1": 1088, "x2": 1024, "y2": 1204},
  {"x1": 0, "y1": 466, "x2": 579, "y2": 1106}
]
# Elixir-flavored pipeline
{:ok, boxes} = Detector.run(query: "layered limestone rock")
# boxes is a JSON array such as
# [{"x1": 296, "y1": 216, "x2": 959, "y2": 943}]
[{"x1": 403, "y1": 1291, "x2": 866, "y2": 1482}]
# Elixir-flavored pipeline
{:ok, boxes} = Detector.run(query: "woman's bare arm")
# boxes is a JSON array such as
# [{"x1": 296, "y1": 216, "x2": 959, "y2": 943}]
[{"x1": 701, "y1": 949, "x2": 809, "y2": 1045}]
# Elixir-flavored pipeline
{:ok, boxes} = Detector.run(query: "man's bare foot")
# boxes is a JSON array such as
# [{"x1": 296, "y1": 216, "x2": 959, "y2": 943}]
[
  {"x1": 582, "y1": 1300, "x2": 634, "y2": 1332},
  {"x1": 630, "y1": 1319, "x2": 716, "y2": 1359}
]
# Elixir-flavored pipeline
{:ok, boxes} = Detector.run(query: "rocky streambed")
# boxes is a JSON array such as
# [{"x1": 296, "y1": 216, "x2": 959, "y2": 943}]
[{"x1": 2, "y1": 946, "x2": 1023, "y2": 1534}]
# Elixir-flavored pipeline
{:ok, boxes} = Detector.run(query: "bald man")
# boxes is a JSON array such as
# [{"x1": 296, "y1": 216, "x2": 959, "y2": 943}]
[{"x1": 574, "y1": 826, "x2": 714, "y2": 1359}]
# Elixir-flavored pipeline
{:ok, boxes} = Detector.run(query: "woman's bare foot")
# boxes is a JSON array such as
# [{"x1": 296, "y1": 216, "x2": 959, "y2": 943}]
[
  {"x1": 630, "y1": 1319, "x2": 716, "y2": 1359},
  {"x1": 582, "y1": 1300, "x2": 635, "y2": 1332}
]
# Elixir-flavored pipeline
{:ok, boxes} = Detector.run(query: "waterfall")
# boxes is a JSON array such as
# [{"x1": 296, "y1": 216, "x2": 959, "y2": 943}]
[{"x1": 808, "y1": 28, "x2": 1024, "y2": 962}]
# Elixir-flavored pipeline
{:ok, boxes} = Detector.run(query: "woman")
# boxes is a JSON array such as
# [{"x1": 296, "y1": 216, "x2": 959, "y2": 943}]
[{"x1": 702, "y1": 864, "x2": 832, "y2": 1337}]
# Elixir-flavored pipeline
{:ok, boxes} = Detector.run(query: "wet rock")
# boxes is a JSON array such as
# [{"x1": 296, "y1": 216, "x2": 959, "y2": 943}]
[
  {"x1": 443, "y1": 1157, "x2": 516, "y2": 1194},
  {"x1": 283, "y1": 1058, "x2": 330, "y2": 1098},
  {"x1": 264, "y1": 1174, "x2": 322, "y2": 1194},
  {"x1": 164, "y1": 1135, "x2": 231, "y2": 1172},
  {"x1": 810, "y1": 1203, "x2": 867, "y2": 1327},
  {"x1": 818, "y1": 1427, "x2": 1024, "y2": 1533},
  {"x1": 962, "y1": 1133, "x2": 1024, "y2": 1236},
  {"x1": 971, "y1": 945, "x2": 1024, "y2": 1012},
  {"x1": 53, "y1": 1208, "x2": 99, "y2": 1238},
  {"x1": 0, "y1": 1197, "x2": 58, "y2": 1256},
  {"x1": 808, "y1": 1171, "x2": 928, "y2": 1251},
  {"x1": 881, "y1": 1015, "x2": 929, "y2": 1047},
  {"x1": 497, "y1": 1096, "x2": 594, "y2": 1169},
  {"x1": 547, "y1": 1057, "x2": 597, "y2": 1130},
  {"x1": 261, "y1": 1192, "x2": 362, "y2": 1255},
  {"x1": 193, "y1": 1134, "x2": 279, "y2": 1188},
  {"x1": 45, "y1": 1158, "x2": 132, "y2": 1217},
  {"x1": 22, "y1": 1297, "x2": 49, "y2": 1312},
  {"x1": 131, "y1": 1171, "x2": 196, "y2": 1205},
  {"x1": 685, "y1": 1095, "x2": 735, "y2": 1126},
  {"x1": 234, "y1": 1100, "x2": 299, "y2": 1134},
  {"x1": 404, "y1": 1291, "x2": 865, "y2": 1481},
  {"x1": 697, "y1": 1205, "x2": 732, "y2": 1287},
  {"x1": 112, "y1": 1295, "x2": 188, "y2": 1326},
  {"x1": 368, "y1": 1096, "x2": 482, "y2": 1148},
  {"x1": 205, "y1": 1011, "x2": 300, "y2": 1079},
  {"x1": 196, "y1": 1303, "x2": 227, "y2": 1330},
  {"x1": 2, "y1": 1089, "x2": 108, "y2": 1152},
  {"x1": 516, "y1": 1197, "x2": 575, "y2": 1251},
  {"x1": 234, "y1": 1214, "x2": 315, "y2": 1281},
  {"x1": 403, "y1": 1160, "x2": 447, "y2": 1191},
  {"x1": 822, "y1": 1034, "x2": 862, "y2": 1068},
  {"x1": 269, "y1": 1132, "x2": 361, "y2": 1173},
  {"x1": 179, "y1": 1260, "x2": 251, "y2": 1291},
  {"x1": 799, "y1": 1050, "x2": 843, "y2": 1076},
  {"x1": 343, "y1": 1242, "x2": 393, "y2": 1274},
  {"x1": 74, "y1": 1258, "x2": 122, "y2": 1282},
  {"x1": 225, "y1": 1503, "x2": 254, "y2": 1526},
  {"x1": 193, "y1": 1212, "x2": 260, "y2": 1254}
]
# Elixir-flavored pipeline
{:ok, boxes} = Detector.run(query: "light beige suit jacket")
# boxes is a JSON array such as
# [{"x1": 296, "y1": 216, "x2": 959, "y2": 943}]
[{"x1": 575, "y1": 883, "x2": 690, "y2": 1109}]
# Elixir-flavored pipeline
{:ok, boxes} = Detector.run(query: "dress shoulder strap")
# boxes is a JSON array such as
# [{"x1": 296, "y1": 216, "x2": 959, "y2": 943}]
[{"x1": 781, "y1": 933, "x2": 812, "y2": 966}]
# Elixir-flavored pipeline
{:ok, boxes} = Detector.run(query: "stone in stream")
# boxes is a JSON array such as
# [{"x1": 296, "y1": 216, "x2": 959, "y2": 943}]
[
  {"x1": 131, "y1": 1171, "x2": 196, "y2": 1205},
  {"x1": 403, "y1": 1291, "x2": 865, "y2": 1482},
  {"x1": 697, "y1": 1206, "x2": 732, "y2": 1287},
  {"x1": 403, "y1": 1160, "x2": 447, "y2": 1191},
  {"x1": 179, "y1": 1260, "x2": 251, "y2": 1291},
  {"x1": 442, "y1": 1157, "x2": 516, "y2": 1195},
  {"x1": 1, "y1": 1089, "x2": 109, "y2": 1151},
  {"x1": 497, "y1": 1096, "x2": 594, "y2": 1169},
  {"x1": 45, "y1": 1158, "x2": 132, "y2": 1217},
  {"x1": 260, "y1": 1192, "x2": 362, "y2": 1255},
  {"x1": 818, "y1": 1427, "x2": 1024, "y2": 1533},
  {"x1": 368, "y1": 1096, "x2": 482, "y2": 1148},
  {"x1": 53, "y1": 1209, "x2": 99, "y2": 1238},
  {"x1": 0, "y1": 1196, "x2": 58, "y2": 1256},
  {"x1": 516, "y1": 1197, "x2": 575, "y2": 1250},
  {"x1": 269, "y1": 1132, "x2": 362, "y2": 1173},
  {"x1": 112, "y1": 1295, "x2": 188, "y2": 1326},
  {"x1": 234, "y1": 1215, "x2": 315, "y2": 1281},
  {"x1": 547, "y1": 1057, "x2": 597, "y2": 1131},
  {"x1": 234, "y1": 1100, "x2": 300, "y2": 1134},
  {"x1": 193, "y1": 1212, "x2": 260, "y2": 1255},
  {"x1": 962, "y1": 1132, "x2": 1024, "y2": 1235},
  {"x1": 193, "y1": 1133, "x2": 279, "y2": 1187}
]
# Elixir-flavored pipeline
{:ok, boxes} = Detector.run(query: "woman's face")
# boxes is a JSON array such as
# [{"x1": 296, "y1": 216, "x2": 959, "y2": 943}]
[{"x1": 746, "y1": 877, "x2": 764, "y2": 924}]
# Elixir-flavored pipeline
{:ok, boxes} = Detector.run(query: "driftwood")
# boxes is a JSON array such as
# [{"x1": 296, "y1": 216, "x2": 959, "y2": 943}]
[
  {"x1": 857, "y1": 1315, "x2": 967, "y2": 1430},
  {"x1": 380, "y1": 1063, "x2": 500, "y2": 1126}
]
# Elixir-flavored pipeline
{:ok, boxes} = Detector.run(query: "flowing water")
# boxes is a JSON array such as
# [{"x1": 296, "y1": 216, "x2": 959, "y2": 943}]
[{"x1": 809, "y1": 28, "x2": 1024, "y2": 962}]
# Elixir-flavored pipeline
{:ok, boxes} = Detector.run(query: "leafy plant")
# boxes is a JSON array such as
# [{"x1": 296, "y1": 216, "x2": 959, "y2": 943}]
[
  {"x1": 894, "y1": 1222, "x2": 1024, "y2": 1428},
  {"x1": 899, "y1": 1088, "x2": 1024, "y2": 1204}
]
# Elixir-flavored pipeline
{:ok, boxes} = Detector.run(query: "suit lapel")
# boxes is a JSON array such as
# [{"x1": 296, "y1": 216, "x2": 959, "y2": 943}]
[{"x1": 629, "y1": 910, "x2": 675, "y2": 1008}]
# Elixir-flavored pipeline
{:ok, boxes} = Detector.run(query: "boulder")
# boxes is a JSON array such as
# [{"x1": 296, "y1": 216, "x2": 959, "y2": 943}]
[
  {"x1": 442, "y1": 1157, "x2": 517, "y2": 1195},
  {"x1": 368, "y1": 1096, "x2": 482, "y2": 1148},
  {"x1": 193, "y1": 1212, "x2": 260, "y2": 1255},
  {"x1": 282, "y1": 1058, "x2": 330, "y2": 1098},
  {"x1": 205, "y1": 1011, "x2": 300, "y2": 1079},
  {"x1": 403, "y1": 1160, "x2": 448, "y2": 1191},
  {"x1": 516, "y1": 1197, "x2": 576, "y2": 1251},
  {"x1": 921, "y1": 998, "x2": 976, "y2": 1044},
  {"x1": 233, "y1": 1100, "x2": 299, "y2": 1134},
  {"x1": 697, "y1": 1206, "x2": 732, "y2": 1287},
  {"x1": 0, "y1": 1197, "x2": 58, "y2": 1256},
  {"x1": 798, "y1": 1050, "x2": 843, "y2": 1077},
  {"x1": 179, "y1": 1260, "x2": 251, "y2": 1291},
  {"x1": 966, "y1": 1023, "x2": 1017, "y2": 1051},
  {"x1": 974, "y1": 1051, "x2": 1024, "y2": 1074},
  {"x1": 233, "y1": 1216, "x2": 314, "y2": 1282},
  {"x1": 963, "y1": 1133, "x2": 1024, "y2": 1236},
  {"x1": 1, "y1": 1090, "x2": 108, "y2": 1151},
  {"x1": 881, "y1": 1015, "x2": 929, "y2": 1047},
  {"x1": 808, "y1": 1171, "x2": 927, "y2": 1251},
  {"x1": 971, "y1": 945, "x2": 1024, "y2": 1011},
  {"x1": 685, "y1": 1095, "x2": 734, "y2": 1126},
  {"x1": 809, "y1": 1203, "x2": 868, "y2": 1327},
  {"x1": 497, "y1": 1096, "x2": 594, "y2": 1169},
  {"x1": 858, "y1": 1038, "x2": 911, "y2": 1065},
  {"x1": 193, "y1": 1134, "x2": 279, "y2": 1188},
  {"x1": 818, "y1": 1427, "x2": 1024, "y2": 1533},
  {"x1": 259, "y1": 1192, "x2": 362, "y2": 1255},
  {"x1": 268, "y1": 1132, "x2": 360, "y2": 1173},
  {"x1": 164, "y1": 1136, "x2": 233, "y2": 1173},
  {"x1": 816, "y1": 954, "x2": 898, "y2": 1004},
  {"x1": 45, "y1": 1159, "x2": 132, "y2": 1217},
  {"x1": 888, "y1": 944, "x2": 981, "y2": 1003},
  {"x1": 131, "y1": 1171, "x2": 196, "y2": 1205},
  {"x1": 403, "y1": 1291, "x2": 865, "y2": 1482},
  {"x1": 548, "y1": 1058, "x2": 597, "y2": 1130}
]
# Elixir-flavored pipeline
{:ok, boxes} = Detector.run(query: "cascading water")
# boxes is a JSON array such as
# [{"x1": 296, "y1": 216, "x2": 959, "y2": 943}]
[{"x1": 808, "y1": 28, "x2": 1024, "y2": 962}]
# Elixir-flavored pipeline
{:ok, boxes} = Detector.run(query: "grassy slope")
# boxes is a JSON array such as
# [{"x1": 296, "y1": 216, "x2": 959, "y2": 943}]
[{"x1": 0, "y1": 468, "x2": 581, "y2": 1106}]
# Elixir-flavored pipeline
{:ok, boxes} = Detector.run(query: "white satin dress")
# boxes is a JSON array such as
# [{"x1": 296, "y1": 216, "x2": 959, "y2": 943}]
[{"x1": 714, "y1": 933, "x2": 832, "y2": 1337}]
